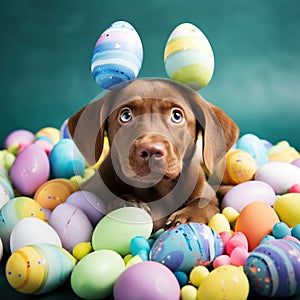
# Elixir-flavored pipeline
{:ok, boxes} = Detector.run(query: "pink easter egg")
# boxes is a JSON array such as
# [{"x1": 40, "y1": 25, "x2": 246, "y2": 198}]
[
  {"x1": 225, "y1": 232, "x2": 248, "y2": 255},
  {"x1": 290, "y1": 183, "x2": 300, "y2": 193},
  {"x1": 3, "y1": 129, "x2": 34, "y2": 150},
  {"x1": 10, "y1": 144, "x2": 50, "y2": 195},
  {"x1": 230, "y1": 246, "x2": 249, "y2": 266},
  {"x1": 213, "y1": 255, "x2": 231, "y2": 268}
]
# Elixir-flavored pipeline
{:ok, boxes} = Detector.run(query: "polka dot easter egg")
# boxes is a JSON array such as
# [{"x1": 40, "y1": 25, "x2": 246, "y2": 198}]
[
  {"x1": 149, "y1": 223, "x2": 224, "y2": 273},
  {"x1": 91, "y1": 21, "x2": 143, "y2": 89},
  {"x1": 6, "y1": 243, "x2": 76, "y2": 295},
  {"x1": 164, "y1": 23, "x2": 214, "y2": 90}
]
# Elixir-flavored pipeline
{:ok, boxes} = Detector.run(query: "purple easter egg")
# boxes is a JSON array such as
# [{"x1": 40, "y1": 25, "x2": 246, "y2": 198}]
[
  {"x1": 292, "y1": 158, "x2": 300, "y2": 168},
  {"x1": 3, "y1": 129, "x2": 34, "y2": 150},
  {"x1": 149, "y1": 223, "x2": 224, "y2": 273},
  {"x1": 66, "y1": 191, "x2": 106, "y2": 226},
  {"x1": 10, "y1": 144, "x2": 50, "y2": 195},
  {"x1": 244, "y1": 239, "x2": 300, "y2": 298}
]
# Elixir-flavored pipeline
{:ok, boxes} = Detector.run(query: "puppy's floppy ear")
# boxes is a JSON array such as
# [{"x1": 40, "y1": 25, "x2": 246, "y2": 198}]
[
  {"x1": 190, "y1": 93, "x2": 239, "y2": 173},
  {"x1": 68, "y1": 97, "x2": 108, "y2": 166}
]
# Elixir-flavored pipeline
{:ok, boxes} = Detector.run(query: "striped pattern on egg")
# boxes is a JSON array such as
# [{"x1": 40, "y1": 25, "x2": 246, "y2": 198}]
[
  {"x1": 244, "y1": 239, "x2": 300, "y2": 298},
  {"x1": 164, "y1": 23, "x2": 214, "y2": 91},
  {"x1": 91, "y1": 21, "x2": 143, "y2": 89}
]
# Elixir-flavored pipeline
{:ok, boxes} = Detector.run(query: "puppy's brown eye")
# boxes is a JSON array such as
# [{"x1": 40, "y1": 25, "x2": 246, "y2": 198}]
[
  {"x1": 171, "y1": 108, "x2": 184, "y2": 123},
  {"x1": 119, "y1": 108, "x2": 133, "y2": 123}
]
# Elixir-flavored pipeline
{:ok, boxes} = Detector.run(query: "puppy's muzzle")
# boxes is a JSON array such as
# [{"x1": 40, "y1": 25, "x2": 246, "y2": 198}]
[{"x1": 130, "y1": 141, "x2": 168, "y2": 177}]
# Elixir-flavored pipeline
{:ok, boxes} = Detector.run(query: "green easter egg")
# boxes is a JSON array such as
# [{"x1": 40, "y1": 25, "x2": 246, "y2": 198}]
[
  {"x1": 92, "y1": 207, "x2": 153, "y2": 256},
  {"x1": 71, "y1": 250, "x2": 125, "y2": 299}
]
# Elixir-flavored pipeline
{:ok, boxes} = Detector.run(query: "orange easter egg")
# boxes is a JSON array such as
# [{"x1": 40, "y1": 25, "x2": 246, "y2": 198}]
[{"x1": 235, "y1": 201, "x2": 279, "y2": 251}]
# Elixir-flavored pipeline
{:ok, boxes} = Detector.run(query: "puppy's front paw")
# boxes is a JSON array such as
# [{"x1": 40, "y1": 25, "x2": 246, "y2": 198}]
[{"x1": 165, "y1": 206, "x2": 196, "y2": 229}]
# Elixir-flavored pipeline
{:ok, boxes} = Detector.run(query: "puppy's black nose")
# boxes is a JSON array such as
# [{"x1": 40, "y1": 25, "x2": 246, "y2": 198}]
[{"x1": 137, "y1": 143, "x2": 166, "y2": 161}]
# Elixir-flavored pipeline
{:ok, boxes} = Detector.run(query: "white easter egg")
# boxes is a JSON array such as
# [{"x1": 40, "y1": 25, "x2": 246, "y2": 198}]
[
  {"x1": 10, "y1": 217, "x2": 62, "y2": 253},
  {"x1": 254, "y1": 162, "x2": 300, "y2": 194}
]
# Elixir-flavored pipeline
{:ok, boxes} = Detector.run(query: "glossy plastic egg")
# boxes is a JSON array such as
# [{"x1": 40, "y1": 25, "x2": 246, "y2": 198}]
[
  {"x1": 92, "y1": 207, "x2": 153, "y2": 256},
  {"x1": 244, "y1": 239, "x2": 300, "y2": 298},
  {"x1": 49, "y1": 203, "x2": 93, "y2": 252},
  {"x1": 71, "y1": 249, "x2": 125, "y2": 299},
  {"x1": 91, "y1": 21, "x2": 143, "y2": 89},
  {"x1": 10, "y1": 217, "x2": 61, "y2": 253},
  {"x1": 35, "y1": 127, "x2": 60, "y2": 145},
  {"x1": 236, "y1": 133, "x2": 269, "y2": 166},
  {"x1": 255, "y1": 162, "x2": 300, "y2": 194},
  {"x1": 164, "y1": 23, "x2": 214, "y2": 90},
  {"x1": 113, "y1": 261, "x2": 180, "y2": 300},
  {"x1": 66, "y1": 190, "x2": 106, "y2": 226},
  {"x1": 49, "y1": 139, "x2": 85, "y2": 178},
  {"x1": 4, "y1": 129, "x2": 34, "y2": 152},
  {"x1": 149, "y1": 223, "x2": 224, "y2": 273},
  {"x1": 222, "y1": 181, "x2": 276, "y2": 212},
  {"x1": 6, "y1": 243, "x2": 76, "y2": 295},
  {"x1": 222, "y1": 149, "x2": 257, "y2": 184},
  {"x1": 235, "y1": 201, "x2": 280, "y2": 251},
  {"x1": 0, "y1": 197, "x2": 46, "y2": 251},
  {"x1": 34, "y1": 178, "x2": 79, "y2": 211},
  {"x1": 273, "y1": 193, "x2": 300, "y2": 227},
  {"x1": 10, "y1": 144, "x2": 50, "y2": 195},
  {"x1": 198, "y1": 265, "x2": 249, "y2": 299},
  {"x1": 60, "y1": 118, "x2": 71, "y2": 139}
]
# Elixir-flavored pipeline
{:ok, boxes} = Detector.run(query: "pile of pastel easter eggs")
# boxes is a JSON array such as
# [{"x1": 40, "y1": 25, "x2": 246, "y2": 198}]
[{"x1": 1, "y1": 20, "x2": 300, "y2": 300}]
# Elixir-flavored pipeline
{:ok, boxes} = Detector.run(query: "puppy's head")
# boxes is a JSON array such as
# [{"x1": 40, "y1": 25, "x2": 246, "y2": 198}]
[{"x1": 68, "y1": 79, "x2": 239, "y2": 185}]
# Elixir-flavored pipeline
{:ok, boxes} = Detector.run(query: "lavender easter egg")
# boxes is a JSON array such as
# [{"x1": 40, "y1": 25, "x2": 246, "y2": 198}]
[
  {"x1": 244, "y1": 239, "x2": 300, "y2": 298},
  {"x1": 6, "y1": 243, "x2": 76, "y2": 295},
  {"x1": 4, "y1": 129, "x2": 34, "y2": 151},
  {"x1": 10, "y1": 144, "x2": 50, "y2": 195},
  {"x1": 149, "y1": 223, "x2": 224, "y2": 273},
  {"x1": 91, "y1": 21, "x2": 143, "y2": 89},
  {"x1": 164, "y1": 23, "x2": 214, "y2": 90}
]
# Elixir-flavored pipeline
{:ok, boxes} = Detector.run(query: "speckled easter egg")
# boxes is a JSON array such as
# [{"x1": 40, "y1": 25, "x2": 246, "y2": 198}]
[
  {"x1": 6, "y1": 243, "x2": 76, "y2": 295},
  {"x1": 149, "y1": 223, "x2": 224, "y2": 273},
  {"x1": 244, "y1": 239, "x2": 300, "y2": 298},
  {"x1": 10, "y1": 144, "x2": 50, "y2": 195},
  {"x1": 235, "y1": 201, "x2": 280, "y2": 251},
  {"x1": 49, "y1": 139, "x2": 85, "y2": 179},
  {"x1": 255, "y1": 162, "x2": 300, "y2": 194},
  {"x1": 91, "y1": 21, "x2": 143, "y2": 89},
  {"x1": 222, "y1": 181, "x2": 276, "y2": 212},
  {"x1": 222, "y1": 149, "x2": 257, "y2": 185},
  {"x1": 0, "y1": 176, "x2": 14, "y2": 209},
  {"x1": 34, "y1": 178, "x2": 79, "y2": 211},
  {"x1": 0, "y1": 197, "x2": 46, "y2": 251},
  {"x1": 164, "y1": 23, "x2": 214, "y2": 90},
  {"x1": 236, "y1": 133, "x2": 269, "y2": 166}
]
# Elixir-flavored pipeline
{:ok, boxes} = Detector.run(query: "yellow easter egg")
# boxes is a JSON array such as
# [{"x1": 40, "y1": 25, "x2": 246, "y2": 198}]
[
  {"x1": 125, "y1": 255, "x2": 143, "y2": 268},
  {"x1": 208, "y1": 213, "x2": 231, "y2": 233},
  {"x1": 273, "y1": 193, "x2": 300, "y2": 227},
  {"x1": 6, "y1": 246, "x2": 45, "y2": 294},
  {"x1": 181, "y1": 285, "x2": 198, "y2": 300},
  {"x1": 197, "y1": 265, "x2": 249, "y2": 300},
  {"x1": 222, "y1": 207, "x2": 240, "y2": 224},
  {"x1": 223, "y1": 149, "x2": 257, "y2": 185},
  {"x1": 189, "y1": 266, "x2": 209, "y2": 287},
  {"x1": 72, "y1": 242, "x2": 92, "y2": 261}
]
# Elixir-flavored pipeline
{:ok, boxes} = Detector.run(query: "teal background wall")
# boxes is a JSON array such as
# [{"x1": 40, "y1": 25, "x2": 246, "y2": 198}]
[{"x1": 1, "y1": 0, "x2": 300, "y2": 149}]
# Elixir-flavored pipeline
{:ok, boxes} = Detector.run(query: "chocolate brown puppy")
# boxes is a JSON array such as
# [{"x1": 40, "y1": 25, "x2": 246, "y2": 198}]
[{"x1": 68, "y1": 79, "x2": 239, "y2": 231}]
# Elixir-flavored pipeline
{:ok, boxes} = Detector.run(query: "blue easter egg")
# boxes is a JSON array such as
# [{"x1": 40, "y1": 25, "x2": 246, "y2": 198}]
[
  {"x1": 236, "y1": 134, "x2": 269, "y2": 166},
  {"x1": 244, "y1": 239, "x2": 300, "y2": 298},
  {"x1": 49, "y1": 139, "x2": 85, "y2": 179},
  {"x1": 91, "y1": 21, "x2": 143, "y2": 89},
  {"x1": 149, "y1": 223, "x2": 224, "y2": 273}
]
